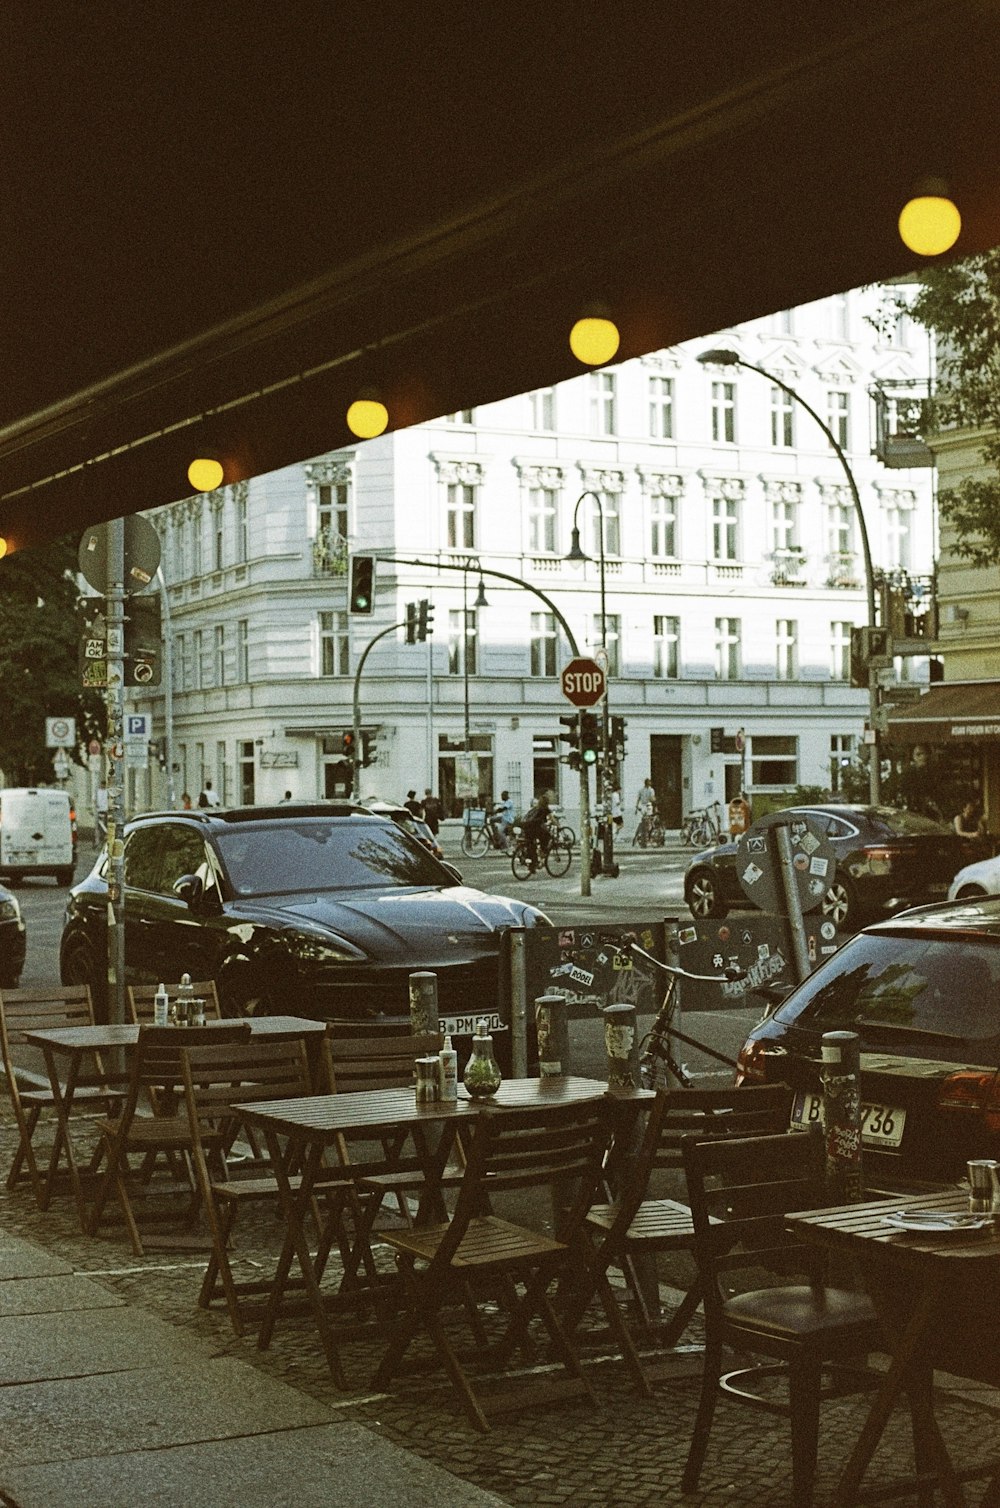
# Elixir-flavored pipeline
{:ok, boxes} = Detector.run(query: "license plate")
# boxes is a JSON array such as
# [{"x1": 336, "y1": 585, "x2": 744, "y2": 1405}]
[
  {"x1": 439, "y1": 1011, "x2": 502, "y2": 1038},
  {"x1": 791, "y1": 1091, "x2": 906, "y2": 1149}
]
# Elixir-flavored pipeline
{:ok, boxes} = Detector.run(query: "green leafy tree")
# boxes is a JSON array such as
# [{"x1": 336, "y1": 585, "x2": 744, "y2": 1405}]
[
  {"x1": 0, "y1": 537, "x2": 105, "y2": 784},
  {"x1": 907, "y1": 252, "x2": 1000, "y2": 565}
]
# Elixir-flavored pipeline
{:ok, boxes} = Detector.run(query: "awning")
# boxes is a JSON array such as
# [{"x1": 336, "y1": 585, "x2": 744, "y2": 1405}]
[{"x1": 885, "y1": 683, "x2": 1000, "y2": 744}]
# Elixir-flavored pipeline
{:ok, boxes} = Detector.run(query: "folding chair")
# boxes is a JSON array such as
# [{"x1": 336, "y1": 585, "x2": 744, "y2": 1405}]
[
  {"x1": 180, "y1": 1034, "x2": 329, "y2": 1335},
  {"x1": 566, "y1": 1083, "x2": 794, "y2": 1392},
  {"x1": 372, "y1": 1096, "x2": 614, "y2": 1432},
  {"x1": 0, "y1": 984, "x2": 116, "y2": 1208},
  {"x1": 681, "y1": 1129, "x2": 881, "y2": 1507},
  {"x1": 127, "y1": 980, "x2": 222, "y2": 1023},
  {"x1": 88, "y1": 1022, "x2": 251, "y2": 1254}
]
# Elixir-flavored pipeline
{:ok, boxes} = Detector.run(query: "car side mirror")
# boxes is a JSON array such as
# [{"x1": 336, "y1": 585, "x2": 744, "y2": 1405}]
[
  {"x1": 173, "y1": 873, "x2": 205, "y2": 908},
  {"x1": 440, "y1": 862, "x2": 463, "y2": 884}
]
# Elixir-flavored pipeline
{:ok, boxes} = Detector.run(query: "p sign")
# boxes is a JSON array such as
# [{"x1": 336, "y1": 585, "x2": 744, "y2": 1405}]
[{"x1": 560, "y1": 657, "x2": 607, "y2": 708}]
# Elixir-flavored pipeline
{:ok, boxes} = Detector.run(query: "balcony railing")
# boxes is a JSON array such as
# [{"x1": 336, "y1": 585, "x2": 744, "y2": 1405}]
[
  {"x1": 870, "y1": 378, "x2": 935, "y2": 468},
  {"x1": 312, "y1": 529, "x2": 349, "y2": 577},
  {"x1": 825, "y1": 551, "x2": 861, "y2": 589},
  {"x1": 768, "y1": 547, "x2": 807, "y2": 587}
]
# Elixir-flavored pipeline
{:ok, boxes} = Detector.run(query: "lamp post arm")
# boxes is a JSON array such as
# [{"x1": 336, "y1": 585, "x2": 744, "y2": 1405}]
[
  {"x1": 352, "y1": 619, "x2": 408, "y2": 800},
  {"x1": 734, "y1": 359, "x2": 876, "y2": 628},
  {"x1": 375, "y1": 554, "x2": 580, "y2": 656}
]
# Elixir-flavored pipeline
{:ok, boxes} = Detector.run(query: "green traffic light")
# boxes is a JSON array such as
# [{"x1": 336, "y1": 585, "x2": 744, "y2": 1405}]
[{"x1": 582, "y1": 747, "x2": 598, "y2": 765}]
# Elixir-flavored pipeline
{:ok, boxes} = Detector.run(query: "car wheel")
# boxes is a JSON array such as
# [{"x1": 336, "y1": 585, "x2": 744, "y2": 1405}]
[
  {"x1": 60, "y1": 937, "x2": 97, "y2": 990},
  {"x1": 685, "y1": 867, "x2": 728, "y2": 919},
  {"x1": 822, "y1": 873, "x2": 858, "y2": 931}
]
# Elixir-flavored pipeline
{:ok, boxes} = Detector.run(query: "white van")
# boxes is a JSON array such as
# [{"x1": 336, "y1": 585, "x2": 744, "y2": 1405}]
[{"x1": 0, "y1": 787, "x2": 77, "y2": 885}]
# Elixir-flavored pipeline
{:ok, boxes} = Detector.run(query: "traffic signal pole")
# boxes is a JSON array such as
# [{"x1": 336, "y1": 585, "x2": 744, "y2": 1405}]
[{"x1": 351, "y1": 619, "x2": 410, "y2": 799}]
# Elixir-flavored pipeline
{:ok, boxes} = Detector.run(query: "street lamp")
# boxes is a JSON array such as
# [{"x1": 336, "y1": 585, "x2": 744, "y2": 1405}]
[
  {"x1": 461, "y1": 558, "x2": 489, "y2": 797},
  {"x1": 566, "y1": 489, "x2": 617, "y2": 874},
  {"x1": 697, "y1": 348, "x2": 881, "y2": 803}
]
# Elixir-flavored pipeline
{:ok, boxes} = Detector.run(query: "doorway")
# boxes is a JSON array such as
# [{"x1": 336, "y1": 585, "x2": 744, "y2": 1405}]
[{"x1": 650, "y1": 735, "x2": 683, "y2": 828}]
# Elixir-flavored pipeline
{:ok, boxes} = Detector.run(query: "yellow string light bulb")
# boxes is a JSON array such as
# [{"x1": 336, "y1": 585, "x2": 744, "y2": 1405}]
[
  {"x1": 569, "y1": 314, "x2": 620, "y2": 367},
  {"x1": 898, "y1": 189, "x2": 961, "y2": 257},
  {"x1": 0, "y1": 537, "x2": 8, "y2": 560},
  {"x1": 346, "y1": 393, "x2": 389, "y2": 439},
  {"x1": 187, "y1": 457, "x2": 224, "y2": 492}
]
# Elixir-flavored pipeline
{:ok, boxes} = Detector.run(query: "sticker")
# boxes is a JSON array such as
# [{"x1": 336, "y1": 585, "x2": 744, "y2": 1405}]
[
  {"x1": 678, "y1": 926, "x2": 697, "y2": 946},
  {"x1": 596, "y1": 950, "x2": 609, "y2": 966},
  {"x1": 808, "y1": 878, "x2": 825, "y2": 896},
  {"x1": 741, "y1": 929, "x2": 753, "y2": 944},
  {"x1": 712, "y1": 952, "x2": 724, "y2": 969},
  {"x1": 742, "y1": 862, "x2": 764, "y2": 885},
  {"x1": 821, "y1": 945, "x2": 837, "y2": 955},
  {"x1": 798, "y1": 832, "x2": 820, "y2": 855},
  {"x1": 581, "y1": 932, "x2": 595, "y2": 948},
  {"x1": 558, "y1": 929, "x2": 575, "y2": 948},
  {"x1": 793, "y1": 853, "x2": 809, "y2": 872},
  {"x1": 809, "y1": 856, "x2": 829, "y2": 877},
  {"x1": 718, "y1": 926, "x2": 730, "y2": 943},
  {"x1": 757, "y1": 943, "x2": 771, "y2": 961},
  {"x1": 820, "y1": 920, "x2": 837, "y2": 941},
  {"x1": 612, "y1": 954, "x2": 633, "y2": 971},
  {"x1": 747, "y1": 835, "x2": 766, "y2": 854}
]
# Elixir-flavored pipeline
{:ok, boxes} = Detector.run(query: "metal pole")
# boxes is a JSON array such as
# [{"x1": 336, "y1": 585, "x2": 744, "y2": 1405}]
[
  {"x1": 155, "y1": 568, "x2": 176, "y2": 810},
  {"x1": 770, "y1": 822, "x2": 812, "y2": 984},
  {"x1": 732, "y1": 359, "x2": 880, "y2": 804},
  {"x1": 104, "y1": 519, "x2": 127, "y2": 1037},
  {"x1": 570, "y1": 492, "x2": 616, "y2": 878},
  {"x1": 463, "y1": 564, "x2": 470, "y2": 751}
]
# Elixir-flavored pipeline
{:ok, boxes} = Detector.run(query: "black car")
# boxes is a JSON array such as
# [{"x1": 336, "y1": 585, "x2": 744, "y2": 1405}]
[
  {"x1": 59, "y1": 805, "x2": 546, "y2": 1031},
  {"x1": 735, "y1": 895, "x2": 1000, "y2": 1185},
  {"x1": 684, "y1": 804, "x2": 963, "y2": 932},
  {"x1": 0, "y1": 882, "x2": 26, "y2": 987}
]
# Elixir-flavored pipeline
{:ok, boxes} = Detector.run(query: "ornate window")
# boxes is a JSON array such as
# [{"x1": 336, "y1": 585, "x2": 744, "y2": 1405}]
[{"x1": 306, "y1": 461, "x2": 352, "y2": 578}]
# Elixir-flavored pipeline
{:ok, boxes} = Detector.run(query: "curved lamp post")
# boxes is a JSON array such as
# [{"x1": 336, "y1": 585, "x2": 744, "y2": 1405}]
[
  {"x1": 697, "y1": 350, "x2": 881, "y2": 804},
  {"x1": 567, "y1": 489, "x2": 617, "y2": 875}
]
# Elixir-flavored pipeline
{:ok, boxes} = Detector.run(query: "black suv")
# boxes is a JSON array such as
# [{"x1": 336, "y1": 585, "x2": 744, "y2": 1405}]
[
  {"x1": 736, "y1": 895, "x2": 1000, "y2": 1185},
  {"x1": 59, "y1": 804, "x2": 546, "y2": 1026}
]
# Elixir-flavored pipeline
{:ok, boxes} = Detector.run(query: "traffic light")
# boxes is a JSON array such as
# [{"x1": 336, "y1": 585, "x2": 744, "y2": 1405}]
[
  {"x1": 341, "y1": 730, "x2": 357, "y2": 761},
  {"x1": 348, "y1": 555, "x2": 375, "y2": 614},
  {"x1": 580, "y1": 712, "x2": 600, "y2": 765},
  {"x1": 558, "y1": 713, "x2": 581, "y2": 771},
  {"x1": 416, "y1": 598, "x2": 434, "y2": 641},
  {"x1": 610, "y1": 715, "x2": 627, "y2": 754},
  {"x1": 405, "y1": 602, "x2": 417, "y2": 644}
]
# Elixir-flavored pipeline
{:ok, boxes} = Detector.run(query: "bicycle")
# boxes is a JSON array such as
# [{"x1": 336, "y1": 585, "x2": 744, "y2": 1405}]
[
  {"x1": 681, "y1": 800, "x2": 724, "y2": 847},
  {"x1": 631, "y1": 809, "x2": 666, "y2": 848},
  {"x1": 460, "y1": 807, "x2": 512, "y2": 857},
  {"x1": 510, "y1": 829, "x2": 573, "y2": 879}
]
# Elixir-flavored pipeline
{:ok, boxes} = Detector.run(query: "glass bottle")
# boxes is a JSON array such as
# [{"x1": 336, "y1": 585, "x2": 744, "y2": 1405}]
[
  {"x1": 463, "y1": 1019, "x2": 502, "y2": 1098},
  {"x1": 175, "y1": 973, "x2": 194, "y2": 1027}
]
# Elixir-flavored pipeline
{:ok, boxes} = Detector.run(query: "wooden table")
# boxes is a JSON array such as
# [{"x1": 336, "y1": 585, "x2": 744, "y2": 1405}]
[
  {"x1": 236, "y1": 1076, "x2": 646, "y2": 1387},
  {"x1": 25, "y1": 1016, "x2": 326, "y2": 1229},
  {"x1": 788, "y1": 1191, "x2": 1000, "y2": 1507}
]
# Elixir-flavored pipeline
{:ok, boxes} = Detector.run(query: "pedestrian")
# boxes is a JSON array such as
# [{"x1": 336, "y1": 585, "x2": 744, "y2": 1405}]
[
  {"x1": 422, "y1": 788, "x2": 442, "y2": 835},
  {"x1": 953, "y1": 799, "x2": 988, "y2": 858},
  {"x1": 198, "y1": 779, "x2": 220, "y2": 808},
  {"x1": 610, "y1": 787, "x2": 623, "y2": 828},
  {"x1": 404, "y1": 789, "x2": 424, "y2": 820},
  {"x1": 494, "y1": 789, "x2": 515, "y2": 846},
  {"x1": 180, "y1": 791, "x2": 193, "y2": 811},
  {"x1": 634, "y1": 778, "x2": 656, "y2": 844},
  {"x1": 95, "y1": 781, "x2": 109, "y2": 840}
]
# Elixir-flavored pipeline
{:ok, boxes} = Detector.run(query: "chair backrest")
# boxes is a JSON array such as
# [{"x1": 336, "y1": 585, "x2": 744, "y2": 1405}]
[
  {"x1": 118, "y1": 1022, "x2": 251, "y2": 1118},
  {"x1": 127, "y1": 980, "x2": 222, "y2": 1024},
  {"x1": 682, "y1": 1128, "x2": 827, "y2": 1321},
  {"x1": 441, "y1": 1098, "x2": 614, "y2": 1261},
  {"x1": 178, "y1": 1035, "x2": 314, "y2": 1146},
  {"x1": 0, "y1": 985, "x2": 96, "y2": 1106},
  {"x1": 323, "y1": 1026, "x2": 442, "y2": 1094}
]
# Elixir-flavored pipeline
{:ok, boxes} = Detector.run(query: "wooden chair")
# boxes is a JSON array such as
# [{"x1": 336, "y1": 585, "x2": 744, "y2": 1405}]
[
  {"x1": 318, "y1": 1028, "x2": 453, "y2": 1295},
  {"x1": 182, "y1": 1034, "x2": 329, "y2": 1335},
  {"x1": 680, "y1": 1129, "x2": 881, "y2": 1507},
  {"x1": 372, "y1": 1097, "x2": 615, "y2": 1432},
  {"x1": 565, "y1": 1083, "x2": 794, "y2": 1392},
  {"x1": 88, "y1": 1022, "x2": 251, "y2": 1254},
  {"x1": 0, "y1": 984, "x2": 116, "y2": 1208},
  {"x1": 127, "y1": 980, "x2": 222, "y2": 1023}
]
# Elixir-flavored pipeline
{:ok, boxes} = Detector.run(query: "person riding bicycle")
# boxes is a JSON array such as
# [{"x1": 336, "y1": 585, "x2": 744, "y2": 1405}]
[
  {"x1": 493, "y1": 789, "x2": 515, "y2": 847},
  {"x1": 521, "y1": 789, "x2": 553, "y2": 873}
]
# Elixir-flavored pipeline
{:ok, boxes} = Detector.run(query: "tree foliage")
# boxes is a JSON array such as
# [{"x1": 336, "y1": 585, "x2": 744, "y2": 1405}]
[
  {"x1": 908, "y1": 251, "x2": 1000, "y2": 565},
  {"x1": 0, "y1": 537, "x2": 105, "y2": 785}
]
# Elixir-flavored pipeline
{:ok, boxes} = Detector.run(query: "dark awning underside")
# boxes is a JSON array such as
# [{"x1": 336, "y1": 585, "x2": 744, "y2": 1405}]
[
  {"x1": 1, "y1": 2, "x2": 999, "y2": 555},
  {"x1": 887, "y1": 683, "x2": 1000, "y2": 744}
]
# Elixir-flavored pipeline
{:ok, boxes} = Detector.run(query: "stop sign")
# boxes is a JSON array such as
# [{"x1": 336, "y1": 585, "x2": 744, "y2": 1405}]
[{"x1": 560, "y1": 657, "x2": 607, "y2": 707}]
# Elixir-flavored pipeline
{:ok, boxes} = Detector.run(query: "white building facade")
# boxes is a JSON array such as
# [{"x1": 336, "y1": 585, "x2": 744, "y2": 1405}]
[{"x1": 133, "y1": 286, "x2": 934, "y2": 827}]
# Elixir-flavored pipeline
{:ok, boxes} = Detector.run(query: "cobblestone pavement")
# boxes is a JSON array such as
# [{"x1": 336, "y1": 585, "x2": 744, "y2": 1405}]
[{"x1": 4, "y1": 1105, "x2": 1000, "y2": 1506}]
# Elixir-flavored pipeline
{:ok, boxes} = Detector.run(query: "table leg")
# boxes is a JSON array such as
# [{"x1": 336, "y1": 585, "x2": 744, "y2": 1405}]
[
  {"x1": 38, "y1": 1046, "x2": 89, "y2": 1229},
  {"x1": 257, "y1": 1129, "x2": 347, "y2": 1389},
  {"x1": 832, "y1": 1271, "x2": 963, "y2": 1508}
]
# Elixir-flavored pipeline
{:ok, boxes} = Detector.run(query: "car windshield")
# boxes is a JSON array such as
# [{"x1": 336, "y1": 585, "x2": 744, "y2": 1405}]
[
  {"x1": 773, "y1": 931, "x2": 1000, "y2": 1043},
  {"x1": 214, "y1": 818, "x2": 452, "y2": 896}
]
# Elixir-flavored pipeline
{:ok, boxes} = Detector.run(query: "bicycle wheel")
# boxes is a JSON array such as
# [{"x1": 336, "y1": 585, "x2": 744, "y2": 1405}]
[
  {"x1": 649, "y1": 821, "x2": 666, "y2": 847},
  {"x1": 633, "y1": 823, "x2": 647, "y2": 849},
  {"x1": 544, "y1": 840, "x2": 572, "y2": 878},
  {"x1": 460, "y1": 825, "x2": 490, "y2": 857},
  {"x1": 510, "y1": 843, "x2": 534, "y2": 880},
  {"x1": 556, "y1": 823, "x2": 576, "y2": 848}
]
